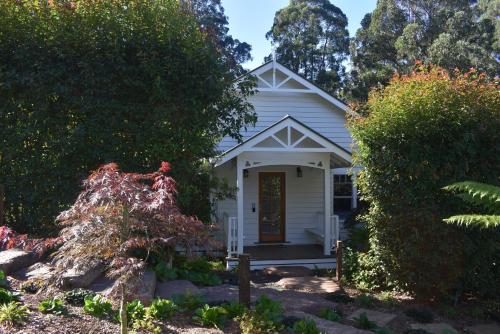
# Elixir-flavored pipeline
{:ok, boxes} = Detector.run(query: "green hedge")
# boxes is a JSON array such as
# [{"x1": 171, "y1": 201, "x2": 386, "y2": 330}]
[{"x1": 350, "y1": 65, "x2": 500, "y2": 299}]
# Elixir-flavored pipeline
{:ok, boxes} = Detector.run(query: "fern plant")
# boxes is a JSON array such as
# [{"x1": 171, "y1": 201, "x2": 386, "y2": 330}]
[
  {"x1": 0, "y1": 301, "x2": 28, "y2": 326},
  {"x1": 443, "y1": 181, "x2": 500, "y2": 228}
]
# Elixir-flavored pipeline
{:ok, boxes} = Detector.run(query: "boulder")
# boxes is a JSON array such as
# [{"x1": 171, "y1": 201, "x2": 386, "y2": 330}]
[
  {"x1": 348, "y1": 308, "x2": 397, "y2": 328},
  {"x1": 409, "y1": 323, "x2": 458, "y2": 334},
  {"x1": 134, "y1": 271, "x2": 156, "y2": 306},
  {"x1": 155, "y1": 280, "x2": 200, "y2": 300},
  {"x1": 12, "y1": 262, "x2": 53, "y2": 281},
  {"x1": 465, "y1": 324, "x2": 500, "y2": 334},
  {"x1": 0, "y1": 249, "x2": 38, "y2": 274},
  {"x1": 61, "y1": 261, "x2": 105, "y2": 289},
  {"x1": 89, "y1": 271, "x2": 156, "y2": 305}
]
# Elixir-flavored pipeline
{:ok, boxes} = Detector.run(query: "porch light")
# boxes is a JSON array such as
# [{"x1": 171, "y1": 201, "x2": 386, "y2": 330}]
[
  {"x1": 296, "y1": 167, "x2": 303, "y2": 178},
  {"x1": 243, "y1": 169, "x2": 249, "y2": 178}
]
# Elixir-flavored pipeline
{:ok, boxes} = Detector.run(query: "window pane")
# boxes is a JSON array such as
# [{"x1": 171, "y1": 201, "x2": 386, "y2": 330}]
[{"x1": 334, "y1": 198, "x2": 351, "y2": 212}]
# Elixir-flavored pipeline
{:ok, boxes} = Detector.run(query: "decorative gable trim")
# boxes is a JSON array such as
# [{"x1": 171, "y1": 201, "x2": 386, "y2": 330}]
[{"x1": 214, "y1": 115, "x2": 352, "y2": 167}]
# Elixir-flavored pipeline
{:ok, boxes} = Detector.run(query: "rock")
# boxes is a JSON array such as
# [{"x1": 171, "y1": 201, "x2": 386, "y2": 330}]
[
  {"x1": 410, "y1": 323, "x2": 458, "y2": 334},
  {"x1": 349, "y1": 308, "x2": 397, "y2": 328},
  {"x1": 88, "y1": 276, "x2": 115, "y2": 296},
  {"x1": 12, "y1": 262, "x2": 53, "y2": 280},
  {"x1": 465, "y1": 324, "x2": 500, "y2": 334},
  {"x1": 134, "y1": 271, "x2": 156, "y2": 306},
  {"x1": 0, "y1": 249, "x2": 38, "y2": 274},
  {"x1": 199, "y1": 284, "x2": 238, "y2": 303},
  {"x1": 290, "y1": 311, "x2": 372, "y2": 334},
  {"x1": 274, "y1": 276, "x2": 340, "y2": 293},
  {"x1": 263, "y1": 266, "x2": 313, "y2": 277},
  {"x1": 61, "y1": 261, "x2": 105, "y2": 289},
  {"x1": 155, "y1": 280, "x2": 200, "y2": 300}
]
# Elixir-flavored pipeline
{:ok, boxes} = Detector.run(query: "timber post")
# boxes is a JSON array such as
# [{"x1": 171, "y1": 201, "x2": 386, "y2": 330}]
[
  {"x1": 238, "y1": 253, "x2": 251, "y2": 307},
  {"x1": 336, "y1": 240, "x2": 343, "y2": 282}
]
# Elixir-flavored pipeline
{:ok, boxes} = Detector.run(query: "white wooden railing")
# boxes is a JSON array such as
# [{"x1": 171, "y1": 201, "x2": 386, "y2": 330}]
[
  {"x1": 227, "y1": 217, "x2": 238, "y2": 258},
  {"x1": 330, "y1": 215, "x2": 340, "y2": 250}
]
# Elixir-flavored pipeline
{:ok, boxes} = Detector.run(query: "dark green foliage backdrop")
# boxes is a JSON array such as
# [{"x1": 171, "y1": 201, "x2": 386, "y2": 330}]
[
  {"x1": 0, "y1": 0, "x2": 256, "y2": 234},
  {"x1": 350, "y1": 65, "x2": 500, "y2": 299}
]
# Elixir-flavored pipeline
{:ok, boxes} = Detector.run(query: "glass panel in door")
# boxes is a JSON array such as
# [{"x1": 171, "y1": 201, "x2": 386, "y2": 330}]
[{"x1": 259, "y1": 173, "x2": 285, "y2": 242}]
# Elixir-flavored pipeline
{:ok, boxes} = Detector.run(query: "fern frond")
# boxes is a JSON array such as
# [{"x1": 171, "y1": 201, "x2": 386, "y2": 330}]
[
  {"x1": 443, "y1": 181, "x2": 500, "y2": 214},
  {"x1": 444, "y1": 214, "x2": 500, "y2": 229}
]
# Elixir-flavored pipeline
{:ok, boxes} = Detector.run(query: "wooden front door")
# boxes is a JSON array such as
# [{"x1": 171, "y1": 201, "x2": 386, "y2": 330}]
[{"x1": 259, "y1": 172, "x2": 285, "y2": 243}]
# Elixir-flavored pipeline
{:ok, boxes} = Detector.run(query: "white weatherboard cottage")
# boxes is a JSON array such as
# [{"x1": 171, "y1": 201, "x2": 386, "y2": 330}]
[{"x1": 213, "y1": 60, "x2": 358, "y2": 270}]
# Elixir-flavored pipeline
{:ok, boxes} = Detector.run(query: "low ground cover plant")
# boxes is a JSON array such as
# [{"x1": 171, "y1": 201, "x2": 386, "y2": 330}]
[
  {"x1": 83, "y1": 295, "x2": 113, "y2": 318},
  {"x1": 172, "y1": 291, "x2": 205, "y2": 312},
  {"x1": 0, "y1": 271, "x2": 7, "y2": 288},
  {"x1": 64, "y1": 288, "x2": 96, "y2": 306},
  {"x1": 126, "y1": 300, "x2": 146, "y2": 324},
  {"x1": 146, "y1": 299, "x2": 178, "y2": 320},
  {"x1": 193, "y1": 304, "x2": 228, "y2": 329},
  {"x1": 292, "y1": 318, "x2": 320, "y2": 334},
  {"x1": 0, "y1": 288, "x2": 17, "y2": 305},
  {"x1": 154, "y1": 257, "x2": 224, "y2": 286},
  {"x1": 318, "y1": 307, "x2": 342, "y2": 322},
  {"x1": 38, "y1": 298, "x2": 66, "y2": 315},
  {"x1": 0, "y1": 301, "x2": 29, "y2": 326},
  {"x1": 238, "y1": 295, "x2": 284, "y2": 334},
  {"x1": 221, "y1": 301, "x2": 246, "y2": 319}
]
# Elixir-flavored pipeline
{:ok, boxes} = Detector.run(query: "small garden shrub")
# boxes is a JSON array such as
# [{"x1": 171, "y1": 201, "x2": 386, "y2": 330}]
[
  {"x1": 0, "y1": 301, "x2": 28, "y2": 326},
  {"x1": 318, "y1": 307, "x2": 342, "y2": 322},
  {"x1": 83, "y1": 295, "x2": 113, "y2": 318},
  {"x1": 172, "y1": 291, "x2": 205, "y2": 311},
  {"x1": 156, "y1": 257, "x2": 223, "y2": 286},
  {"x1": 20, "y1": 280, "x2": 43, "y2": 294},
  {"x1": 356, "y1": 293, "x2": 375, "y2": 308},
  {"x1": 0, "y1": 288, "x2": 16, "y2": 305},
  {"x1": 378, "y1": 291, "x2": 397, "y2": 306},
  {"x1": 154, "y1": 262, "x2": 178, "y2": 282},
  {"x1": 132, "y1": 317, "x2": 162, "y2": 334},
  {"x1": 146, "y1": 299, "x2": 178, "y2": 320},
  {"x1": 0, "y1": 271, "x2": 7, "y2": 288},
  {"x1": 221, "y1": 301, "x2": 246, "y2": 319},
  {"x1": 64, "y1": 288, "x2": 96, "y2": 306},
  {"x1": 238, "y1": 295, "x2": 284, "y2": 334},
  {"x1": 404, "y1": 307, "x2": 434, "y2": 323},
  {"x1": 292, "y1": 318, "x2": 320, "y2": 334},
  {"x1": 353, "y1": 312, "x2": 377, "y2": 330},
  {"x1": 193, "y1": 304, "x2": 228, "y2": 329},
  {"x1": 126, "y1": 300, "x2": 146, "y2": 323},
  {"x1": 38, "y1": 298, "x2": 66, "y2": 315}
]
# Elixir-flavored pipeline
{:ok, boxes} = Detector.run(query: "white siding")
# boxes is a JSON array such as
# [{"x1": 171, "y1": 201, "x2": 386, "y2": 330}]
[
  {"x1": 214, "y1": 164, "x2": 325, "y2": 246},
  {"x1": 217, "y1": 91, "x2": 352, "y2": 153}
]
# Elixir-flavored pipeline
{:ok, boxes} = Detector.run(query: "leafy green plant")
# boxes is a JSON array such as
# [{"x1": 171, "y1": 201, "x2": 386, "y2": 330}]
[
  {"x1": 292, "y1": 318, "x2": 320, "y2": 334},
  {"x1": 378, "y1": 291, "x2": 397, "y2": 307},
  {"x1": 0, "y1": 301, "x2": 28, "y2": 326},
  {"x1": 221, "y1": 301, "x2": 246, "y2": 319},
  {"x1": 404, "y1": 307, "x2": 434, "y2": 323},
  {"x1": 237, "y1": 295, "x2": 284, "y2": 334},
  {"x1": 443, "y1": 181, "x2": 500, "y2": 228},
  {"x1": 83, "y1": 295, "x2": 113, "y2": 318},
  {"x1": 193, "y1": 304, "x2": 228, "y2": 329},
  {"x1": 132, "y1": 317, "x2": 162, "y2": 334},
  {"x1": 254, "y1": 294, "x2": 283, "y2": 324},
  {"x1": 64, "y1": 288, "x2": 96, "y2": 306},
  {"x1": 353, "y1": 312, "x2": 377, "y2": 330},
  {"x1": 172, "y1": 291, "x2": 205, "y2": 311},
  {"x1": 356, "y1": 294, "x2": 374, "y2": 308},
  {"x1": 126, "y1": 300, "x2": 145, "y2": 323},
  {"x1": 154, "y1": 262, "x2": 178, "y2": 282},
  {"x1": 0, "y1": 288, "x2": 17, "y2": 305},
  {"x1": 209, "y1": 260, "x2": 225, "y2": 272},
  {"x1": 38, "y1": 298, "x2": 66, "y2": 315},
  {"x1": 146, "y1": 299, "x2": 178, "y2": 320},
  {"x1": 318, "y1": 307, "x2": 342, "y2": 322},
  {"x1": 0, "y1": 271, "x2": 7, "y2": 288}
]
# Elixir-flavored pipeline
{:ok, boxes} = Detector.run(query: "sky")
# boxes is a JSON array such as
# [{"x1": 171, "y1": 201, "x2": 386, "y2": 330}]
[{"x1": 222, "y1": 0, "x2": 378, "y2": 70}]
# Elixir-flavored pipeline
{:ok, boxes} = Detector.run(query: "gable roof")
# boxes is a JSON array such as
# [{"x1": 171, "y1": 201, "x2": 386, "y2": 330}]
[
  {"x1": 240, "y1": 60, "x2": 349, "y2": 112},
  {"x1": 214, "y1": 115, "x2": 352, "y2": 167}
]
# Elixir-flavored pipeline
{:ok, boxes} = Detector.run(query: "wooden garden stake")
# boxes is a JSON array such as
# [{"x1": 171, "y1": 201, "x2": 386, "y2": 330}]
[
  {"x1": 238, "y1": 253, "x2": 251, "y2": 307},
  {"x1": 336, "y1": 240, "x2": 343, "y2": 282}
]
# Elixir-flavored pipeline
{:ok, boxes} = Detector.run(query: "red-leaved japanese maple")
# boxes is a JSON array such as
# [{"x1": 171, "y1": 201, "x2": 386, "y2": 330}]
[{"x1": 52, "y1": 162, "x2": 213, "y2": 295}]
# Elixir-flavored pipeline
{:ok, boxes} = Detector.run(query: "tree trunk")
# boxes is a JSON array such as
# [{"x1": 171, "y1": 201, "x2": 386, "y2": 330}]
[{"x1": 120, "y1": 283, "x2": 128, "y2": 334}]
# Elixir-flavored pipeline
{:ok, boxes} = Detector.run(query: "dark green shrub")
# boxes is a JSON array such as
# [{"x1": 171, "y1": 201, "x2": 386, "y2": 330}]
[
  {"x1": 146, "y1": 299, "x2": 178, "y2": 320},
  {"x1": 237, "y1": 295, "x2": 284, "y2": 334},
  {"x1": 64, "y1": 288, "x2": 96, "y2": 306},
  {"x1": 172, "y1": 291, "x2": 205, "y2": 312},
  {"x1": 221, "y1": 301, "x2": 246, "y2": 319},
  {"x1": 353, "y1": 312, "x2": 377, "y2": 330},
  {"x1": 83, "y1": 295, "x2": 113, "y2": 318},
  {"x1": 126, "y1": 300, "x2": 146, "y2": 323},
  {"x1": 292, "y1": 318, "x2": 320, "y2": 334},
  {"x1": 0, "y1": 288, "x2": 16, "y2": 305},
  {"x1": 193, "y1": 304, "x2": 228, "y2": 329},
  {"x1": 404, "y1": 307, "x2": 434, "y2": 323},
  {"x1": 38, "y1": 298, "x2": 66, "y2": 315},
  {"x1": 350, "y1": 65, "x2": 500, "y2": 299},
  {"x1": 154, "y1": 262, "x2": 177, "y2": 282},
  {"x1": 254, "y1": 295, "x2": 283, "y2": 324},
  {"x1": 318, "y1": 307, "x2": 342, "y2": 322}
]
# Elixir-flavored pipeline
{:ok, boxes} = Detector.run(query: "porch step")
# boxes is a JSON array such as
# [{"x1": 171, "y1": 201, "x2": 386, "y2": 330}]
[{"x1": 226, "y1": 257, "x2": 336, "y2": 270}]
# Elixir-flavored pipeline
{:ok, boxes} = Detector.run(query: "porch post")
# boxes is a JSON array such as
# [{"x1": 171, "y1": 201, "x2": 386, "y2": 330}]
[
  {"x1": 324, "y1": 161, "x2": 332, "y2": 255},
  {"x1": 236, "y1": 155, "x2": 244, "y2": 254}
]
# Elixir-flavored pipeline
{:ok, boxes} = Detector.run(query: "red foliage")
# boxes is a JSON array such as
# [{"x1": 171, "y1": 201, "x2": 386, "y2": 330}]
[{"x1": 0, "y1": 225, "x2": 62, "y2": 256}]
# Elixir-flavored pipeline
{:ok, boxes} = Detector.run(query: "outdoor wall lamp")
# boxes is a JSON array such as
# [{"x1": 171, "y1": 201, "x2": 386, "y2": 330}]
[
  {"x1": 243, "y1": 169, "x2": 249, "y2": 178},
  {"x1": 296, "y1": 167, "x2": 303, "y2": 178}
]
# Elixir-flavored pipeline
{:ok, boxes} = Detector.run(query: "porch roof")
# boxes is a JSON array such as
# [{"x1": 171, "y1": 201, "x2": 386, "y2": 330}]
[{"x1": 215, "y1": 115, "x2": 352, "y2": 167}]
